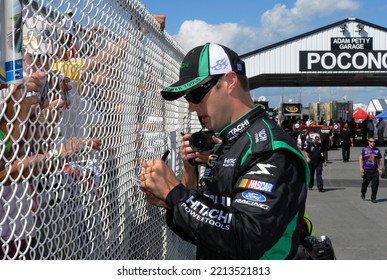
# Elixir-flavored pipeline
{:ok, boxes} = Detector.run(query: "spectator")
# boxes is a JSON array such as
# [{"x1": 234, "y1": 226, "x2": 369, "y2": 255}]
[
  {"x1": 319, "y1": 122, "x2": 332, "y2": 162},
  {"x1": 348, "y1": 117, "x2": 357, "y2": 142},
  {"x1": 332, "y1": 119, "x2": 341, "y2": 148},
  {"x1": 304, "y1": 136, "x2": 327, "y2": 192},
  {"x1": 281, "y1": 118, "x2": 289, "y2": 132},
  {"x1": 299, "y1": 128, "x2": 311, "y2": 151},
  {"x1": 292, "y1": 118, "x2": 302, "y2": 140},
  {"x1": 0, "y1": 71, "x2": 48, "y2": 259},
  {"x1": 361, "y1": 117, "x2": 369, "y2": 143},
  {"x1": 59, "y1": 9, "x2": 76, "y2": 59},
  {"x1": 338, "y1": 117, "x2": 345, "y2": 129},
  {"x1": 139, "y1": 43, "x2": 308, "y2": 259},
  {"x1": 1, "y1": 16, "x2": 101, "y2": 259},
  {"x1": 376, "y1": 118, "x2": 385, "y2": 144},
  {"x1": 367, "y1": 118, "x2": 375, "y2": 139},
  {"x1": 340, "y1": 124, "x2": 354, "y2": 162},
  {"x1": 359, "y1": 137, "x2": 383, "y2": 203}
]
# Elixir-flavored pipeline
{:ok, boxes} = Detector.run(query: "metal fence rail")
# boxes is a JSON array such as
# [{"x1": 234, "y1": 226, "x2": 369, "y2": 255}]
[{"x1": 0, "y1": 0, "x2": 200, "y2": 259}]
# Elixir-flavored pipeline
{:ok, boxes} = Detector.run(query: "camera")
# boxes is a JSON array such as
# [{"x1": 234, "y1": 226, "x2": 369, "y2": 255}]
[{"x1": 189, "y1": 130, "x2": 215, "y2": 152}]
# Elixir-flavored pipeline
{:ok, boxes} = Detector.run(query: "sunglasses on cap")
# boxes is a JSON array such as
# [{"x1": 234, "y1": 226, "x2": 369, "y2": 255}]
[{"x1": 184, "y1": 75, "x2": 222, "y2": 104}]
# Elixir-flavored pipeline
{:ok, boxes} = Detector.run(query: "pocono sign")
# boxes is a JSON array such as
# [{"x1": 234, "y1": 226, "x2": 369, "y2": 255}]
[{"x1": 299, "y1": 37, "x2": 387, "y2": 71}]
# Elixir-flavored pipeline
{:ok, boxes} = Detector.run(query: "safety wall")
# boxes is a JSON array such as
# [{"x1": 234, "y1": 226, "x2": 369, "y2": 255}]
[{"x1": 0, "y1": 0, "x2": 200, "y2": 259}]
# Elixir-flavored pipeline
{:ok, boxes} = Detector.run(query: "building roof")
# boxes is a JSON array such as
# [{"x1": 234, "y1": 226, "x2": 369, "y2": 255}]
[
  {"x1": 240, "y1": 18, "x2": 387, "y2": 89},
  {"x1": 367, "y1": 99, "x2": 387, "y2": 113}
]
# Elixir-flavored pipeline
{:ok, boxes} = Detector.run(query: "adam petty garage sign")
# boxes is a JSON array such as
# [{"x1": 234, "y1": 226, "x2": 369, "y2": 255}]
[{"x1": 299, "y1": 37, "x2": 387, "y2": 71}]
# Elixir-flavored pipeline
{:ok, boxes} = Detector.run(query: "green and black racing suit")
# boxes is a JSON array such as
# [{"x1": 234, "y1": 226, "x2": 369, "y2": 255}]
[{"x1": 166, "y1": 106, "x2": 309, "y2": 259}]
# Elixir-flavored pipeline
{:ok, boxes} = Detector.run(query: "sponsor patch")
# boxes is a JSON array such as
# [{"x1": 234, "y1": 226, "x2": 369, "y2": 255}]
[
  {"x1": 227, "y1": 119, "x2": 250, "y2": 140},
  {"x1": 241, "y1": 190, "x2": 266, "y2": 202},
  {"x1": 246, "y1": 163, "x2": 276, "y2": 176},
  {"x1": 239, "y1": 179, "x2": 274, "y2": 192},
  {"x1": 204, "y1": 194, "x2": 232, "y2": 207},
  {"x1": 234, "y1": 198, "x2": 270, "y2": 210},
  {"x1": 254, "y1": 128, "x2": 267, "y2": 143},
  {"x1": 223, "y1": 158, "x2": 236, "y2": 167},
  {"x1": 180, "y1": 195, "x2": 232, "y2": 230}
]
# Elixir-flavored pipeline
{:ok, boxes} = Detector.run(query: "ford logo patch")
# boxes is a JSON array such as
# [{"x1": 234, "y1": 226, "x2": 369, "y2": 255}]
[{"x1": 242, "y1": 191, "x2": 266, "y2": 202}]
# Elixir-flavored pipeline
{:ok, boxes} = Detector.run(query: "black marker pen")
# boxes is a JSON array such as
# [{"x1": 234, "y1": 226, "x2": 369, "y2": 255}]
[{"x1": 161, "y1": 150, "x2": 170, "y2": 161}]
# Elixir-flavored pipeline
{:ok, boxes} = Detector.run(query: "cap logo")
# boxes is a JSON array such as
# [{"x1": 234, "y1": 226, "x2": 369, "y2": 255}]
[
  {"x1": 210, "y1": 57, "x2": 229, "y2": 71},
  {"x1": 181, "y1": 62, "x2": 189, "y2": 69}
]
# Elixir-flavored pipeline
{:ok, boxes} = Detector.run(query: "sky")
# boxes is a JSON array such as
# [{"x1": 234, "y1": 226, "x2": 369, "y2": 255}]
[{"x1": 140, "y1": 0, "x2": 387, "y2": 108}]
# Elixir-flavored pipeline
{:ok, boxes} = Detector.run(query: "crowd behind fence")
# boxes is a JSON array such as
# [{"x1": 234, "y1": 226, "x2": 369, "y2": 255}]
[{"x1": 0, "y1": 0, "x2": 201, "y2": 259}]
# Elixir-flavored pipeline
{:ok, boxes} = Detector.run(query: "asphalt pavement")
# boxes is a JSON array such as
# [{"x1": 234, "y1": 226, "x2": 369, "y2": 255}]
[{"x1": 305, "y1": 140, "x2": 387, "y2": 260}]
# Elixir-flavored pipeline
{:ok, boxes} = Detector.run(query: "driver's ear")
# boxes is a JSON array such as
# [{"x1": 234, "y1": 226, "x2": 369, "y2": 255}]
[{"x1": 222, "y1": 71, "x2": 237, "y2": 91}]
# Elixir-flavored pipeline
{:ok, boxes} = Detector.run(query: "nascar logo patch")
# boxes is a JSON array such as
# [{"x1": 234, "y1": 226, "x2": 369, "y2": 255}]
[{"x1": 239, "y1": 179, "x2": 274, "y2": 192}]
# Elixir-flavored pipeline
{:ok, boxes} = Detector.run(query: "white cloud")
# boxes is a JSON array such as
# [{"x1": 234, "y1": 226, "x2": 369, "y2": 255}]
[
  {"x1": 260, "y1": 0, "x2": 361, "y2": 38},
  {"x1": 175, "y1": 0, "x2": 361, "y2": 53},
  {"x1": 175, "y1": 20, "x2": 257, "y2": 54}
]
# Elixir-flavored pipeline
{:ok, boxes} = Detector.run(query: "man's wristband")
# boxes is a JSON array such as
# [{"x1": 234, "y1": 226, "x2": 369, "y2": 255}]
[{"x1": 0, "y1": 129, "x2": 11, "y2": 153}]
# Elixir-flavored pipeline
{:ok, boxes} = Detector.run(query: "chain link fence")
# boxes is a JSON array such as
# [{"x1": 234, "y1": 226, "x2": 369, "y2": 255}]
[{"x1": 1, "y1": 0, "x2": 201, "y2": 259}]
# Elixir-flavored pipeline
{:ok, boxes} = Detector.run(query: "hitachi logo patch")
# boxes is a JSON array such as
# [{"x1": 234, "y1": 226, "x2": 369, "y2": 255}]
[
  {"x1": 227, "y1": 119, "x2": 250, "y2": 140},
  {"x1": 180, "y1": 195, "x2": 233, "y2": 230}
]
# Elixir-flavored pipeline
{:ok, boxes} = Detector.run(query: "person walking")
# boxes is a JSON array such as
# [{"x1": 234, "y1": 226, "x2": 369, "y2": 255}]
[
  {"x1": 319, "y1": 122, "x2": 332, "y2": 162},
  {"x1": 139, "y1": 43, "x2": 309, "y2": 259},
  {"x1": 359, "y1": 137, "x2": 383, "y2": 203},
  {"x1": 348, "y1": 117, "x2": 357, "y2": 143},
  {"x1": 376, "y1": 118, "x2": 385, "y2": 144},
  {"x1": 367, "y1": 118, "x2": 375, "y2": 139},
  {"x1": 341, "y1": 124, "x2": 354, "y2": 162},
  {"x1": 332, "y1": 119, "x2": 341, "y2": 148},
  {"x1": 304, "y1": 136, "x2": 327, "y2": 192},
  {"x1": 292, "y1": 118, "x2": 303, "y2": 141},
  {"x1": 361, "y1": 117, "x2": 369, "y2": 143}
]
